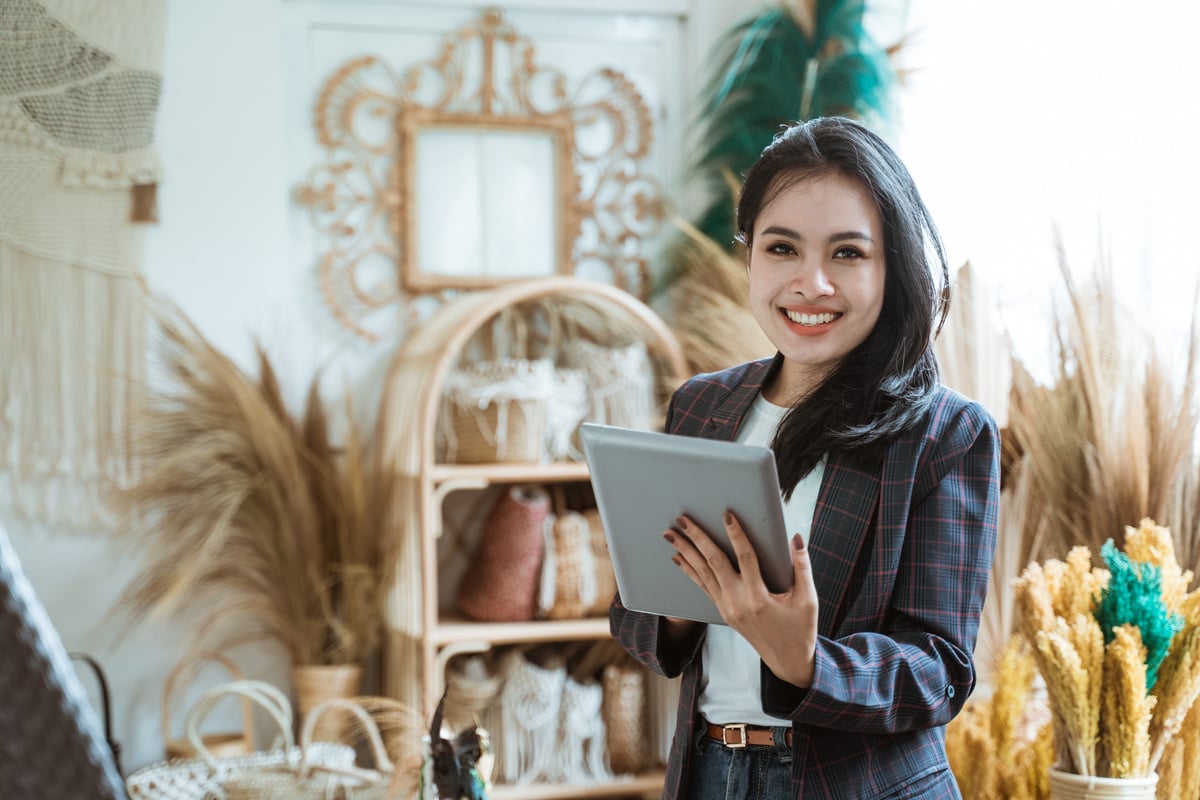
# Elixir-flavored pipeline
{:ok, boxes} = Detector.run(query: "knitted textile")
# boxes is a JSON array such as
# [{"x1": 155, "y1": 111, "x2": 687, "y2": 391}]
[
  {"x1": 0, "y1": 522, "x2": 126, "y2": 799},
  {"x1": 0, "y1": 0, "x2": 166, "y2": 528}
]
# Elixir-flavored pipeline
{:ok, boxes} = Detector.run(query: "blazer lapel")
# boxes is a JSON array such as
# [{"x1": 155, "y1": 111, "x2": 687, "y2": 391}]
[
  {"x1": 808, "y1": 451, "x2": 881, "y2": 638},
  {"x1": 700, "y1": 356, "x2": 779, "y2": 442}
]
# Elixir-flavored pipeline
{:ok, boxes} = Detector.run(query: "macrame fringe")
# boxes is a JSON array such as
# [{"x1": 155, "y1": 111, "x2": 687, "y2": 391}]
[
  {"x1": 550, "y1": 675, "x2": 612, "y2": 784},
  {"x1": 497, "y1": 650, "x2": 565, "y2": 785},
  {"x1": 0, "y1": 243, "x2": 142, "y2": 528}
]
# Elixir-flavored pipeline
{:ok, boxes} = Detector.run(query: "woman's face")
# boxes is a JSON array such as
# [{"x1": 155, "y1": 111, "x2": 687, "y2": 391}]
[{"x1": 746, "y1": 171, "x2": 886, "y2": 401}]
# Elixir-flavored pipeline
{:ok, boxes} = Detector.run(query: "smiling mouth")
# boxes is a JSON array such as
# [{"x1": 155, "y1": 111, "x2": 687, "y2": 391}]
[{"x1": 783, "y1": 310, "x2": 840, "y2": 326}]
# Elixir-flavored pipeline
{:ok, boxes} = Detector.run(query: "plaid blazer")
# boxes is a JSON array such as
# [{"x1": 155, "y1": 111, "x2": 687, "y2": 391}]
[{"x1": 611, "y1": 355, "x2": 1000, "y2": 799}]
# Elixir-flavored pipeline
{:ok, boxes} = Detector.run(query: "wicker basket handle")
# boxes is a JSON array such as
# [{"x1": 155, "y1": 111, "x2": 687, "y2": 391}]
[
  {"x1": 161, "y1": 652, "x2": 254, "y2": 753},
  {"x1": 298, "y1": 699, "x2": 395, "y2": 779},
  {"x1": 184, "y1": 680, "x2": 294, "y2": 771},
  {"x1": 70, "y1": 652, "x2": 123, "y2": 775}
]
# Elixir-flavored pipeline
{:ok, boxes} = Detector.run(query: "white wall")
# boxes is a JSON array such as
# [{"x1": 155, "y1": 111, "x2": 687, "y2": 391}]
[
  {"x1": 3, "y1": 0, "x2": 749, "y2": 774},
  {"x1": 895, "y1": 0, "x2": 1200, "y2": 377}
]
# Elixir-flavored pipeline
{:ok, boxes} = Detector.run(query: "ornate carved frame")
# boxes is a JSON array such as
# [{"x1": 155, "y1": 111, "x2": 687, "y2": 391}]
[{"x1": 296, "y1": 6, "x2": 664, "y2": 341}]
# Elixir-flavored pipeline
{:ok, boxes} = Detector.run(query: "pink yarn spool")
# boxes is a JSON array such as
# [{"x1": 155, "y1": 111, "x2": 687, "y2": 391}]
[{"x1": 457, "y1": 485, "x2": 549, "y2": 621}]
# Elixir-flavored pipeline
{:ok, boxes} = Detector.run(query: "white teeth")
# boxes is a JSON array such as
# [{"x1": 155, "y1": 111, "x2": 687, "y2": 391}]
[{"x1": 784, "y1": 310, "x2": 838, "y2": 326}]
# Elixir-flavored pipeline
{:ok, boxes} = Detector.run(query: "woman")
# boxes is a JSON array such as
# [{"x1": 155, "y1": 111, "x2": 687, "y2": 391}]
[{"x1": 611, "y1": 117, "x2": 1000, "y2": 799}]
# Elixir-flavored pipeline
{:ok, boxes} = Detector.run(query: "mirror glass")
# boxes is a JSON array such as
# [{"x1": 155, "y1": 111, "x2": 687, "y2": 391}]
[{"x1": 413, "y1": 125, "x2": 560, "y2": 286}]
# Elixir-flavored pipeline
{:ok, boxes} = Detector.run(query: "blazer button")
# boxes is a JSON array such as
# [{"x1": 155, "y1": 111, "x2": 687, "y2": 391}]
[{"x1": 945, "y1": 685, "x2": 956, "y2": 698}]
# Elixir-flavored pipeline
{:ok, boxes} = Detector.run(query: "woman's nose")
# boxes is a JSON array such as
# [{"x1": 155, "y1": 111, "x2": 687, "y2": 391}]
[{"x1": 790, "y1": 259, "x2": 834, "y2": 297}]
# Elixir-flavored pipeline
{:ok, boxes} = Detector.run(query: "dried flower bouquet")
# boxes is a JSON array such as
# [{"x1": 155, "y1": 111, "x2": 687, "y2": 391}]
[
  {"x1": 112, "y1": 300, "x2": 397, "y2": 668},
  {"x1": 1013, "y1": 518, "x2": 1200, "y2": 792}
]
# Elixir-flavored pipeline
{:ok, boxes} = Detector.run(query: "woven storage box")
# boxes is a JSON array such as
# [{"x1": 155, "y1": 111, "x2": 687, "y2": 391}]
[
  {"x1": 602, "y1": 661, "x2": 647, "y2": 775},
  {"x1": 442, "y1": 358, "x2": 556, "y2": 464},
  {"x1": 540, "y1": 509, "x2": 618, "y2": 620}
]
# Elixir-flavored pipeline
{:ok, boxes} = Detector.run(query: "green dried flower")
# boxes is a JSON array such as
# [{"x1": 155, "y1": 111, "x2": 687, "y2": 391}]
[{"x1": 1094, "y1": 539, "x2": 1184, "y2": 690}]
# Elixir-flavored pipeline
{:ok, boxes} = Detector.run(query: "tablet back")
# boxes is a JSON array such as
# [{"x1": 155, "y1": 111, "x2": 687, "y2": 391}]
[{"x1": 581, "y1": 423, "x2": 792, "y2": 625}]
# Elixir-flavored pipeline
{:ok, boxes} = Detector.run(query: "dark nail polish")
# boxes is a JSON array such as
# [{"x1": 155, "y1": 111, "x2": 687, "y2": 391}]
[
  {"x1": 675, "y1": 516, "x2": 688, "y2": 530},
  {"x1": 664, "y1": 532, "x2": 676, "y2": 544},
  {"x1": 793, "y1": 533, "x2": 804, "y2": 550},
  {"x1": 723, "y1": 511, "x2": 734, "y2": 525}
]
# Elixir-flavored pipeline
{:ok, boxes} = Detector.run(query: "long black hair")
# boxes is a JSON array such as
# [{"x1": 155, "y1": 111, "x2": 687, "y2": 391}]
[{"x1": 735, "y1": 117, "x2": 950, "y2": 497}]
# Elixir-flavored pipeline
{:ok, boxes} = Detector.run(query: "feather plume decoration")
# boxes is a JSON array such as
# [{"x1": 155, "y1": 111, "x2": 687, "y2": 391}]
[
  {"x1": 682, "y1": 0, "x2": 897, "y2": 259},
  {"x1": 111, "y1": 297, "x2": 397, "y2": 667}
]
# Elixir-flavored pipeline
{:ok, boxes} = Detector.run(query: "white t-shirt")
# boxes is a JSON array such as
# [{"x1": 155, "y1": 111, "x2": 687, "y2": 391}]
[{"x1": 697, "y1": 392, "x2": 825, "y2": 726}]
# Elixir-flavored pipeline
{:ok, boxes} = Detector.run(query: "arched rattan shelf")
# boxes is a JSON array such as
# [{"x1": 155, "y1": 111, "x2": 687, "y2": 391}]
[{"x1": 372, "y1": 277, "x2": 687, "y2": 798}]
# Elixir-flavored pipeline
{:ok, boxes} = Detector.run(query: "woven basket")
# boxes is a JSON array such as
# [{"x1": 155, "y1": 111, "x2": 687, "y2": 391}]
[
  {"x1": 563, "y1": 339, "x2": 657, "y2": 430},
  {"x1": 161, "y1": 653, "x2": 253, "y2": 762},
  {"x1": 457, "y1": 485, "x2": 549, "y2": 622},
  {"x1": 545, "y1": 367, "x2": 588, "y2": 461},
  {"x1": 126, "y1": 680, "x2": 355, "y2": 800},
  {"x1": 602, "y1": 661, "x2": 647, "y2": 775},
  {"x1": 442, "y1": 358, "x2": 555, "y2": 464},
  {"x1": 291, "y1": 663, "x2": 363, "y2": 744},
  {"x1": 224, "y1": 699, "x2": 393, "y2": 800},
  {"x1": 540, "y1": 509, "x2": 617, "y2": 620},
  {"x1": 443, "y1": 655, "x2": 502, "y2": 733}
]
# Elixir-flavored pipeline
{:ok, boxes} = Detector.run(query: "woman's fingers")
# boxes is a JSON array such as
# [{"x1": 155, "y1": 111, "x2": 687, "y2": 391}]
[
  {"x1": 721, "y1": 510, "x2": 761, "y2": 577},
  {"x1": 790, "y1": 533, "x2": 819, "y2": 616},
  {"x1": 674, "y1": 516, "x2": 735, "y2": 582}
]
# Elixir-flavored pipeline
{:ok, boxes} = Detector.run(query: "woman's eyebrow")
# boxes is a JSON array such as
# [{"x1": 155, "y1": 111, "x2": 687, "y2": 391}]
[{"x1": 759, "y1": 225, "x2": 874, "y2": 243}]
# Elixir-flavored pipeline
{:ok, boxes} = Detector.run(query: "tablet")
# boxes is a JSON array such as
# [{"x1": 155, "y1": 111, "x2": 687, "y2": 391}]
[{"x1": 580, "y1": 422, "x2": 792, "y2": 625}]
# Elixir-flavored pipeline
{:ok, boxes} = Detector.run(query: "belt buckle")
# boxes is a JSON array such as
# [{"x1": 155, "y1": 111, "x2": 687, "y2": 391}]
[{"x1": 722, "y1": 723, "x2": 748, "y2": 749}]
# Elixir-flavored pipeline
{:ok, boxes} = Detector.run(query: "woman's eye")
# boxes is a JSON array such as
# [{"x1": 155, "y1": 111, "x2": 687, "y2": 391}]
[
  {"x1": 833, "y1": 246, "x2": 866, "y2": 260},
  {"x1": 765, "y1": 241, "x2": 796, "y2": 255}
]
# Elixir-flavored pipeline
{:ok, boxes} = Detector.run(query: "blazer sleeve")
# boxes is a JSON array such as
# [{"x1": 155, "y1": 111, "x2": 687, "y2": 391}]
[
  {"x1": 609, "y1": 384, "x2": 706, "y2": 678},
  {"x1": 761, "y1": 400, "x2": 1001, "y2": 733}
]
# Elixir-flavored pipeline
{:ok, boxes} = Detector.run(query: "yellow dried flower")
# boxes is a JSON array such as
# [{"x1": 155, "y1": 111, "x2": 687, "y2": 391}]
[
  {"x1": 1177, "y1": 589, "x2": 1200, "y2": 629},
  {"x1": 990, "y1": 637, "x2": 1037, "y2": 758},
  {"x1": 1179, "y1": 702, "x2": 1200, "y2": 800},
  {"x1": 1015, "y1": 561, "x2": 1057, "y2": 641},
  {"x1": 1100, "y1": 624, "x2": 1156, "y2": 778},
  {"x1": 1068, "y1": 613, "x2": 1103, "y2": 774},
  {"x1": 1043, "y1": 557, "x2": 1068, "y2": 616},
  {"x1": 1156, "y1": 700, "x2": 1200, "y2": 800},
  {"x1": 1149, "y1": 623, "x2": 1200, "y2": 771},
  {"x1": 1059, "y1": 546, "x2": 1100, "y2": 619},
  {"x1": 1036, "y1": 623, "x2": 1093, "y2": 775},
  {"x1": 946, "y1": 700, "x2": 996, "y2": 799},
  {"x1": 948, "y1": 636, "x2": 1055, "y2": 799},
  {"x1": 1029, "y1": 721, "x2": 1054, "y2": 800},
  {"x1": 1124, "y1": 518, "x2": 1192, "y2": 614},
  {"x1": 1156, "y1": 736, "x2": 1184, "y2": 800}
]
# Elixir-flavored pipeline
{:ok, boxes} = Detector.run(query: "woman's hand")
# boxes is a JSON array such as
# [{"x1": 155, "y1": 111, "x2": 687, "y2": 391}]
[{"x1": 665, "y1": 512, "x2": 818, "y2": 688}]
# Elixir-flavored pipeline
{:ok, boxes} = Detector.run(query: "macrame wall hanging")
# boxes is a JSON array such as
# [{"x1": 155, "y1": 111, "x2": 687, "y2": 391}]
[{"x1": 0, "y1": 0, "x2": 167, "y2": 528}]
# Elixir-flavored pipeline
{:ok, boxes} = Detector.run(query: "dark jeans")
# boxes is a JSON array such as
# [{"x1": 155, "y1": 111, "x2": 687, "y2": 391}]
[{"x1": 685, "y1": 725, "x2": 794, "y2": 800}]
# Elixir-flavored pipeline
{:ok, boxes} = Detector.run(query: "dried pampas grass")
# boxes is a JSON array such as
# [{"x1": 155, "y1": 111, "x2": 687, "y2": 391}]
[
  {"x1": 112, "y1": 297, "x2": 396, "y2": 667},
  {"x1": 663, "y1": 217, "x2": 773, "y2": 375},
  {"x1": 1007, "y1": 251, "x2": 1200, "y2": 568}
]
